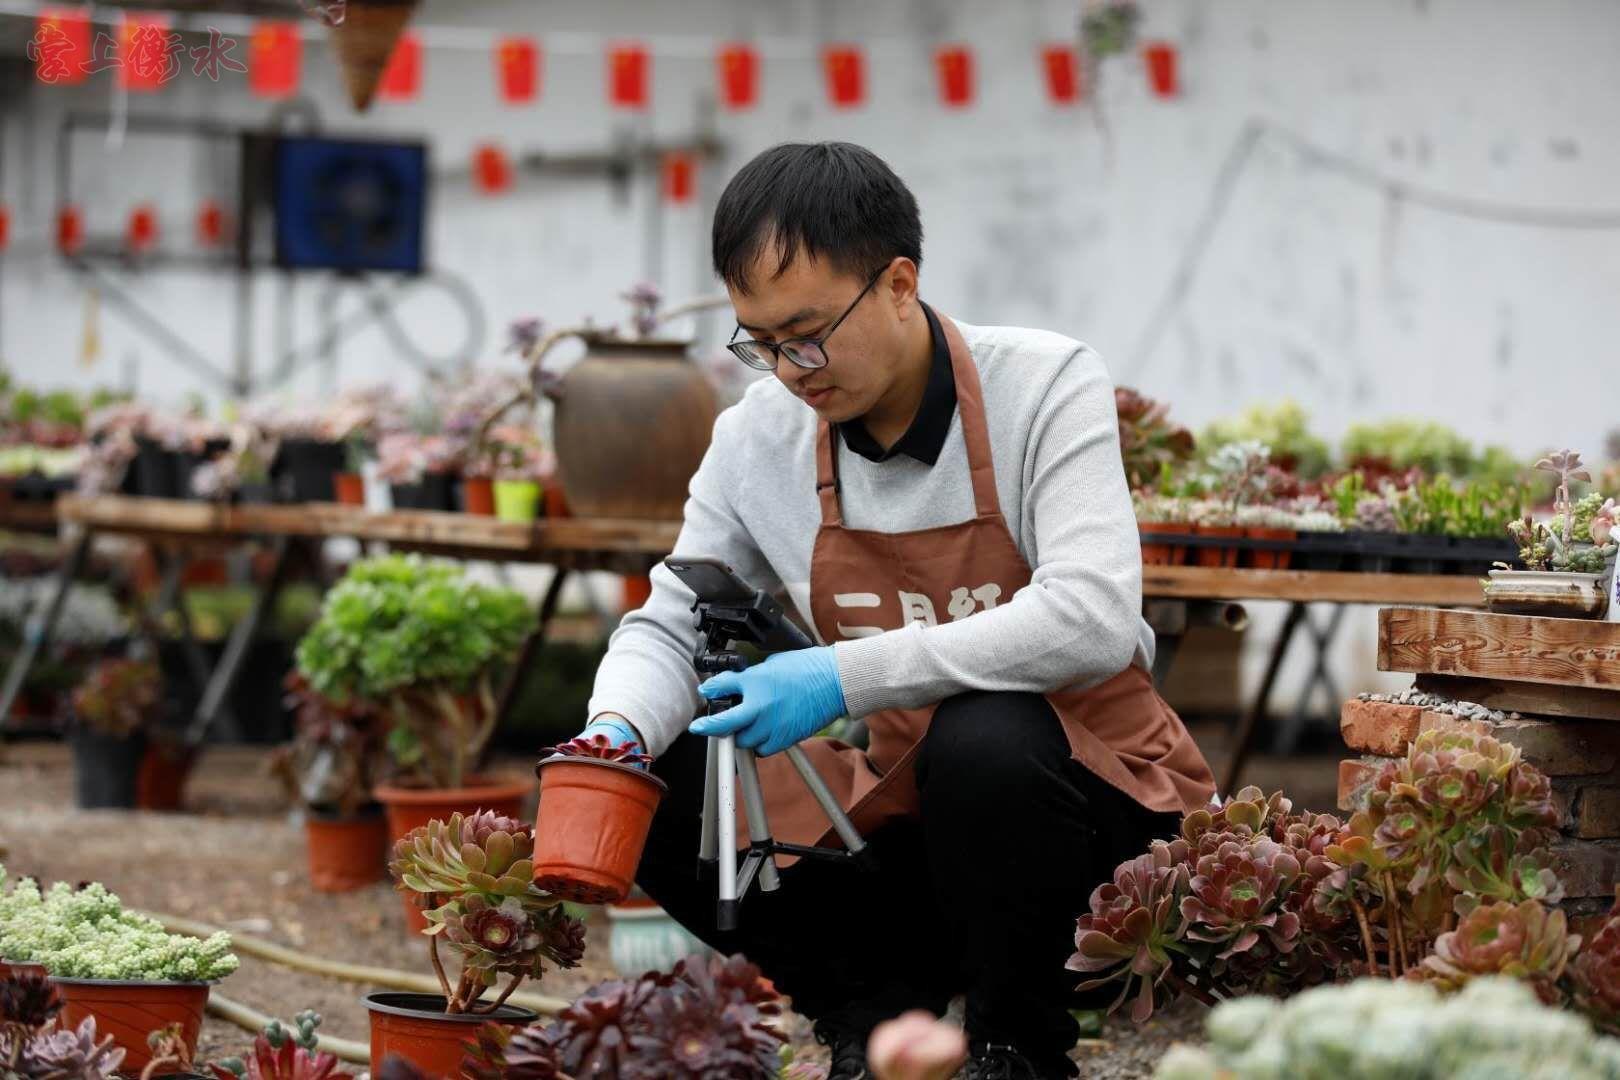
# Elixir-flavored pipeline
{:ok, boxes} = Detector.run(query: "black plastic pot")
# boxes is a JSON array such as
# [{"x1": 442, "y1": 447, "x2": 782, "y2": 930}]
[
  {"x1": 1451, "y1": 536, "x2": 1519, "y2": 576},
  {"x1": 272, "y1": 438, "x2": 345, "y2": 503},
  {"x1": 1405, "y1": 535, "x2": 1447, "y2": 575},
  {"x1": 235, "y1": 482, "x2": 275, "y2": 505},
  {"x1": 1292, "y1": 531, "x2": 1347, "y2": 571},
  {"x1": 174, "y1": 441, "x2": 228, "y2": 501},
  {"x1": 390, "y1": 473, "x2": 458, "y2": 512},
  {"x1": 126, "y1": 439, "x2": 182, "y2": 499},
  {"x1": 71, "y1": 729, "x2": 147, "y2": 809}
]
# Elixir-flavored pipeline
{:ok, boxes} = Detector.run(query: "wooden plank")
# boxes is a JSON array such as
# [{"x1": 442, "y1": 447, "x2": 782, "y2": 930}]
[
  {"x1": 1379, "y1": 606, "x2": 1620, "y2": 691},
  {"x1": 1414, "y1": 673, "x2": 1620, "y2": 723},
  {"x1": 1142, "y1": 566, "x2": 1483, "y2": 607}
]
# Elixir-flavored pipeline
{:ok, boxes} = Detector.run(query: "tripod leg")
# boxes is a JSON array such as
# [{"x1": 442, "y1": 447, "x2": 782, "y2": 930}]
[
  {"x1": 734, "y1": 748, "x2": 781, "y2": 892},
  {"x1": 785, "y1": 745, "x2": 867, "y2": 854},
  {"x1": 716, "y1": 735, "x2": 740, "y2": 930},
  {"x1": 698, "y1": 735, "x2": 720, "y2": 867}
]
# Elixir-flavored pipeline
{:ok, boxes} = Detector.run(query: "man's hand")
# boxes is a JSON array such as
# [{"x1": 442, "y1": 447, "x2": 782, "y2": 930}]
[
  {"x1": 689, "y1": 647, "x2": 847, "y2": 757},
  {"x1": 575, "y1": 715, "x2": 649, "y2": 767}
]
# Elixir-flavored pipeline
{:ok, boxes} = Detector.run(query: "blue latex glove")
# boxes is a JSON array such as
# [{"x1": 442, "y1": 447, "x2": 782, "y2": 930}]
[
  {"x1": 690, "y1": 647, "x2": 847, "y2": 757},
  {"x1": 577, "y1": 715, "x2": 649, "y2": 767}
]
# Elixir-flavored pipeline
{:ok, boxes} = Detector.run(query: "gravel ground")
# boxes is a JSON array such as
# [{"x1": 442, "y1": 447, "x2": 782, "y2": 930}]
[{"x1": 0, "y1": 740, "x2": 1215, "y2": 1077}]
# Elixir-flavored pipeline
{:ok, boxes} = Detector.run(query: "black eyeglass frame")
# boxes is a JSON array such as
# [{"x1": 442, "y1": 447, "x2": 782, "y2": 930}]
[{"x1": 726, "y1": 268, "x2": 885, "y2": 372}]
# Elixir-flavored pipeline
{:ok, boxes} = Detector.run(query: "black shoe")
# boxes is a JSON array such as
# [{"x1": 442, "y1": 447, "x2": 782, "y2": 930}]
[
  {"x1": 814, "y1": 1016, "x2": 873, "y2": 1080},
  {"x1": 962, "y1": 1040, "x2": 1077, "y2": 1080}
]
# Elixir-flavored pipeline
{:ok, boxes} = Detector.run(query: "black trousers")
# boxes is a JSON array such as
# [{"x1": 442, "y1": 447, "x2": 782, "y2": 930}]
[{"x1": 635, "y1": 690, "x2": 1181, "y2": 1064}]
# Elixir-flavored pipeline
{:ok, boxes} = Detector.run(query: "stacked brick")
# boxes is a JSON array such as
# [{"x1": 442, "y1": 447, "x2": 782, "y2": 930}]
[{"x1": 1339, "y1": 694, "x2": 1620, "y2": 906}]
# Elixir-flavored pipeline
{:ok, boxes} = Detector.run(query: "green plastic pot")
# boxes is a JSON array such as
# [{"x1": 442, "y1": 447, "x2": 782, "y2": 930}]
[{"x1": 493, "y1": 480, "x2": 541, "y2": 523}]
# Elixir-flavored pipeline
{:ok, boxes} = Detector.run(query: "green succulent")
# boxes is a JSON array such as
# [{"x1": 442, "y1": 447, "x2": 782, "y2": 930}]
[{"x1": 1417, "y1": 900, "x2": 1578, "y2": 1005}]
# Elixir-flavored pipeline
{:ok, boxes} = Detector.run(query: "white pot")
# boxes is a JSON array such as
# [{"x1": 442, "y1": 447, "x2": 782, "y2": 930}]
[
  {"x1": 604, "y1": 902, "x2": 711, "y2": 977},
  {"x1": 1484, "y1": 569, "x2": 1610, "y2": 618}
]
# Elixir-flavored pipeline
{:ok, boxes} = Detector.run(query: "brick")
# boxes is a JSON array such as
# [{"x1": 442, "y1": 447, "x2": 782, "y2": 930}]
[
  {"x1": 1577, "y1": 787, "x2": 1620, "y2": 840},
  {"x1": 1551, "y1": 777, "x2": 1579, "y2": 830},
  {"x1": 1340, "y1": 699, "x2": 1425, "y2": 757},
  {"x1": 1418, "y1": 711, "x2": 1620, "y2": 777},
  {"x1": 1337, "y1": 756, "x2": 1390, "y2": 812},
  {"x1": 1549, "y1": 838, "x2": 1620, "y2": 898}
]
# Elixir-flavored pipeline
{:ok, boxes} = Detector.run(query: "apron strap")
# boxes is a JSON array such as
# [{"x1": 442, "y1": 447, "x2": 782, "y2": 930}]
[{"x1": 815, "y1": 421, "x2": 843, "y2": 526}]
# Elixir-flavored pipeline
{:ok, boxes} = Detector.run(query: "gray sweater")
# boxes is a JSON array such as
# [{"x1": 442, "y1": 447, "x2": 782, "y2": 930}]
[{"x1": 587, "y1": 318, "x2": 1154, "y2": 758}]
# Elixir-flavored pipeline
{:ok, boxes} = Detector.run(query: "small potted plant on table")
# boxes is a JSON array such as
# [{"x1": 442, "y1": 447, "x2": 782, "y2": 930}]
[
  {"x1": 67, "y1": 656, "x2": 163, "y2": 809},
  {"x1": 1133, "y1": 493, "x2": 1192, "y2": 566},
  {"x1": 366, "y1": 810, "x2": 584, "y2": 1076},
  {"x1": 491, "y1": 428, "x2": 550, "y2": 525},
  {"x1": 1485, "y1": 450, "x2": 1616, "y2": 617},
  {"x1": 273, "y1": 673, "x2": 389, "y2": 894},
  {"x1": 532, "y1": 734, "x2": 666, "y2": 904}
]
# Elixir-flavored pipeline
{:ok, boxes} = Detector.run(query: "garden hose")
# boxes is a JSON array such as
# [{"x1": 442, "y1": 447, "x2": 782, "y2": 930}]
[
  {"x1": 140, "y1": 910, "x2": 572, "y2": 1017},
  {"x1": 207, "y1": 992, "x2": 370, "y2": 1066}
]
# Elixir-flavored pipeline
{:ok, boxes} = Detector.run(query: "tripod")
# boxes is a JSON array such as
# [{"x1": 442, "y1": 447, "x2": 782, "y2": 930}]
[{"x1": 690, "y1": 587, "x2": 868, "y2": 931}]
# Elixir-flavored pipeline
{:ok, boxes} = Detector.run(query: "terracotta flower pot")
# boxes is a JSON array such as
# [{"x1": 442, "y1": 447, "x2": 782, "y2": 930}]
[
  {"x1": 306, "y1": 812, "x2": 390, "y2": 893},
  {"x1": 541, "y1": 479, "x2": 570, "y2": 519},
  {"x1": 1138, "y1": 522, "x2": 1193, "y2": 566},
  {"x1": 1244, "y1": 527, "x2": 1297, "y2": 570},
  {"x1": 374, "y1": 776, "x2": 531, "y2": 932},
  {"x1": 532, "y1": 757, "x2": 667, "y2": 904},
  {"x1": 365, "y1": 992, "x2": 535, "y2": 1078},
  {"x1": 493, "y1": 479, "x2": 540, "y2": 523},
  {"x1": 1193, "y1": 524, "x2": 1244, "y2": 568},
  {"x1": 0, "y1": 960, "x2": 47, "y2": 979},
  {"x1": 334, "y1": 472, "x2": 367, "y2": 507},
  {"x1": 136, "y1": 741, "x2": 195, "y2": 812},
  {"x1": 52, "y1": 979, "x2": 209, "y2": 1074},
  {"x1": 460, "y1": 475, "x2": 495, "y2": 516}
]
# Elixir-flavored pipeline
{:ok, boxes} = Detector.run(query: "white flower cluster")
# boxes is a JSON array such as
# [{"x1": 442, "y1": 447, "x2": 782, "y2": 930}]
[
  {"x1": 0, "y1": 580, "x2": 127, "y2": 646},
  {"x1": 1155, "y1": 977, "x2": 1620, "y2": 1080},
  {"x1": 0, "y1": 869, "x2": 237, "y2": 982}
]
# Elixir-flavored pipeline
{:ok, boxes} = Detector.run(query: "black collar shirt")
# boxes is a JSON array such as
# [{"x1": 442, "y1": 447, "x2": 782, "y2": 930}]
[{"x1": 836, "y1": 302, "x2": 957, "y2": 467}]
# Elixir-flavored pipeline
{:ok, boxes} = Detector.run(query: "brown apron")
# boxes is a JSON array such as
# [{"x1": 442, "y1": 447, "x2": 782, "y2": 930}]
[{"x1": 745, "y1": 313, "x2": 1215, "y2": 852}]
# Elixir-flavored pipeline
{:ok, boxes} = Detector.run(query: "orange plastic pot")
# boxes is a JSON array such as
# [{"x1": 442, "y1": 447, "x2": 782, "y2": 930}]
[
  {"x1": 306, "y1": 812, "x2": 389, "y2": 893},
  {"x1": 0, "y1": 960, "x2": 46, "y2": 979},
  {"x1": 365, "y1": 992, "x2": 535, "y2": 1078},
  {"x1": 334, "y1": 472, "x2": 366, "y2": 506},
  {"x1": 1193, "y1": 525, "x2": 1243, "y2": 568},
  {"x1": 532, "y1": 757, "x2": 667, "y2": 904},
  {"x1": 375, "y1": 776, "x2": 531, "y2": 932},
  {"x1": 53, "y1": 979, "x2": 209, "y2": 1074},
  {"x1": 1245, "y1": 527, "x2": 1297, "y2": 570},
  {"x1": 460, "y1": 475, "x2": 495, "y2": 516},
  {"x1": 136, "y1": 742, "x2": 195, "y2": 811},
  {"x1": 1138, "y1": 522, "x2": 1192, "y2": 566}
]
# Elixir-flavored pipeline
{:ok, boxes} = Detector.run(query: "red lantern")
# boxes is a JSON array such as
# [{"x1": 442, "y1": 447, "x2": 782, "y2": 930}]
[
  {"x1": 1144, "y1": 41, "x2": 1179, "y2": 98},
  {"x1": 127, "y1": 204, "x2": 159, "y2": 251},
  {"x1": 716, "y1": 43, "x2": 758, "y2": 110},
  {"x1": 31, "y1": 8, "x2": 90, "y2": 85},
  {"x1": 249, "y1": 22, "x2": 301, "y2": 99},
  {"x1": 497, "y1": 36, "x2": 538, "y2": 103},
  {"x1": 378, "y1": 31, "x2": 421, "y2": 100},
  {"x1": 609, "y1": 43, "x2": 648, "y2": 109},
  {"x1": 120, "y1": 13, "x2": 177, "y2": 93},
  {"x1": 662, "y1": 152, "x2": 696, "y2": 205},
  {"x1": 935, "y1": 46, "x2": 973, "y2": 108},
  {"x1": 822, "y1": 45, "x2": 865, "y2": 108},
  {"x1": 1041, "y1": 44, "x2": 1081, "y2": 105},
  {"x1": 56, "y1": 206, "x2": 83, "y2": 255},
  {"x1": 196, "y1": 200, "x2": 227, "y2": 246},
  {"x1": 0, "y1": 206, "x2": 9, "y2": 253},
  {"x1": 473, "y1": 144, "x2": 512, "y2": 195}
]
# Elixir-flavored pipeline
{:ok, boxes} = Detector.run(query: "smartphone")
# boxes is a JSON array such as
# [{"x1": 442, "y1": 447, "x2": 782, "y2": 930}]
[{"x1": 664, "y1": 556, "x2": 757, "y2": 604}]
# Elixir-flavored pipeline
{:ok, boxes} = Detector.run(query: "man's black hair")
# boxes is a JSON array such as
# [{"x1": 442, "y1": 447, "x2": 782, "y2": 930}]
[{"x1": 712, "y1": 142, "x2": 922, "y2": 294}]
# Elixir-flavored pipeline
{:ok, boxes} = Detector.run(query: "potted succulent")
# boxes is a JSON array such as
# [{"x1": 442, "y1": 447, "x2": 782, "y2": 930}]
[
  {"x1": 1485, "y1": 451, "x2": 1616, "y2": 617},
  {"x1": 379, "y1": 434, "x2": 462, "y2": 512},
  {"x1": 3, "y1": 877, "x2": 238, "y2": 1074},
  {"x1": 367, "y1": 810, "x2": 584, "y2": 1076},
  {"x1": 1235, "y1": 504, "x2": 1296, "y2": 570},
  {"x1": 0, "y1": 869, "x2": 50, "y2": 978},
  {"x1": 491, "y1": 428, "x2": 551, "y2": 525},
  {"x1": 531, "y1": 734, "x2": 666, "y2": 904},
  {"x1": 294, "y1": 556, "x2": 536, "y2": 925},
  {"x1": 272, "y1": 673, "x2": 389, "y2": 894},
  {"x1": 0, "y1": 969, "x2": 124, "y2": 1077},
  {"x1": 1187, "y1": 500, "x2": 1241, "y2": 568},
  {"x1": 189, "y1": 424, "x2": 275, "y2": 505},
  {"x1": 1133, "y1": 492, "x2": 1192, "y2": 566},
  {"x1": 441, "y1": 372, "x2": 530, "y2": 517},
  {"x1": 1115, "y1": 387, "x2": 1196, "y2": 492},
  {"x1": 1194, "y1": 441, "x2": 1272, "y2": 568},
  {"x1": 1289, "y1": 504, "x2": 1346, "y2": 570},
  {"x1": 67, "y1": 656, "x2": 163, "y2": 809}
]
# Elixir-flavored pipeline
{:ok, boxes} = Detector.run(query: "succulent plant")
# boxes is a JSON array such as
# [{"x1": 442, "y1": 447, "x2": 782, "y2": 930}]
[
  {"x1": 1068, "y1": 840, "x2": 1189, "y2": 1022},
  {"x1": 549, "y1": 976, "x2": 665, "y2": 1079},
  {"x1": 460, "y1": 1021, "x2": 563, "y2": 1080},
  {"x1": 0, "y1": 972, "x2": 62, "y2": 1030},
  {"x1": 1114, "y1": 386, "x2": 1195, "y2": 491},
  {"x1": 1417, "y1": 899, "x2": 1578, "y2": 1004},
  {"x1": 1180, "y1": 839, "x2": 1303, "y2": 962},
  {"x1": 1571, "y1": 891, "x2": 1620, "y2": 1036},
  {"x1": 1444, "y1": 825, "x2": 1563, "y2": 917},
  {"x1": 623, "y1": 984, "x2": 780, "y2": 1079},
  {"x1": 69, "y1": 657, "x2": 162, "y2": 738},
  {"x1": 388, "y1": 811, "x2": 581, "y2": 1014},
  {"x1": 543, "y1": 733, "x2": 654, "y2": 767},
  {"x1": 271, "y1": 673, "x2": 383, "y2": 818},
  {"x1": 2, "y1": 1015, "x2": 125, "y2": 1079},
  {"x1": 209, "y1": 1011, "x2": 353, "y2": 1080}
]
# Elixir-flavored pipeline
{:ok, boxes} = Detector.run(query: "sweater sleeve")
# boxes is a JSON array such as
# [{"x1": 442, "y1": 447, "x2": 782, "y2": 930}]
[
  {"x1": 585, "y1": 401, "x2": 783, "y2": 758},
  {"x1": 830, "y1": 345, "x2": 1146, "y2": 717}
]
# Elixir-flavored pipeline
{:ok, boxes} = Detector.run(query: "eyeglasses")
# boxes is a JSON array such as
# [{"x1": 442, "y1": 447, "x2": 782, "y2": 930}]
[{"x1": 726, "y1": 269, "x2": 883, "y2": 372}]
